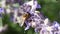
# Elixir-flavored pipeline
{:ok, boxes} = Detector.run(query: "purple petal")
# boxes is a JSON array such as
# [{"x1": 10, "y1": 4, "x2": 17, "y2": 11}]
[
  {"x1": 24, "y1": 21, "x2": 31, "y2": 30},
  {"x1": 35, "y1": 28, "x2": 39, "y2": 32},
  {"x1": 52, "y1": 21, "x2": 60, "y2": 31},
  {"x1": 53, "y1": 21, "x2": 59, "y2": 27},
  {"x1": 24, "y1": 22, "x2": 31, "y2": 30},
  {"x1": 0, "y1": 8, "x2": 4, "y2": 13},
  {"x1": 36, "y1": 4, "x2": 41, "y2": 8},
  {"x1": 34, "y1": 0, "x2": 37, "y2": 1}
]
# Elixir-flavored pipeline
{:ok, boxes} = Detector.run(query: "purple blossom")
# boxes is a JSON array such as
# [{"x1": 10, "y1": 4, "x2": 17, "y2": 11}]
[
  {"x1": 34, "y1": 28, "x2": 39, "y2": 34},
  {"x1": 38, "y1": 12, "x2": 45, "y2": 19},
  {"x1": 24, "y1": 12, "x2": 43, "y2": 30},
  {"x1": 36, "y1": 4, "x2": 41, "y2": 8},
  {"x1": 21, "y1": 4, "x2": 32, "y2": 14},
  {"x1": 26, "y1": 5, "x2": 31, "y2": 12},
  {"x1": 52, "y1": 21, "x2": 60, "y2": 31},
  {"x1": 25, "y1": 25, "x2": 30, "y2": 30},
  {"x1": 18, "y1": 0, "x2": 24, "y2": 5},
  {"x1": 53, "y1": 21, "x2": 59, "y2": 27},
  {"x1": 24, "y1": 20, "x2": 31, "y2": 30},
  {"x1": 25, "y1": 23, "x2": 31, "y2": 30},
  {"x1": 0, "y1": 8, "x2": 4, "y2": 13},
  {"x1": 34, "y1": 0, "x2": 37, "y2": 1},
  {"x1": 35, "y1": 27, "x2": 41, "y2": 33}
]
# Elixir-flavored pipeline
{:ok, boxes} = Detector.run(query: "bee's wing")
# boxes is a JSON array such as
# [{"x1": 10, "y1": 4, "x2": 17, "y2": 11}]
[{"x1": 17, "y1": 15, "x2": 26, "y2": 27}]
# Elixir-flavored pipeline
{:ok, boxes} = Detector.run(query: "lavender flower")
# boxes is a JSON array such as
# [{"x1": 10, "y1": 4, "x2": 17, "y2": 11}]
[
  {"x1": 25, "y1": 25, "x2": 30, "y2": 30},
  {"x1": 24, "y1": 11, "x2": 43, "y2": 30},
  {"x1": 36, "y1": 4, "x2": 41, "y2": 8},
  {"x1": 34, "y1": 28, "x2": 40, "y2": 34},
  {"x1": 0, "y1": 8, "x2": 4, "y2": 13},
  {"x1": 40, "y1": 27, "x2": 47, "y2": 34},
  {"x1": 34, "y1": 25, "x2": 42, "y2": 32},
  {"x1": 21, "y1": 0, "x2": 40, "y2": 14},
  {"x1": 52, "y1": 21, "x2": 60, "y2": 31},
  {"x1": 7, "y1": 0, "x2": 60, "y2": 34},
  {"x1": 22, "y1": 4, "x2": 32, "y2": 13},
  {"x1": 53, "y1": 21, "x2": 59, "y2": 27},
  {"x1": 25, "y1": 22, "x2": 31, "y2": 30}
]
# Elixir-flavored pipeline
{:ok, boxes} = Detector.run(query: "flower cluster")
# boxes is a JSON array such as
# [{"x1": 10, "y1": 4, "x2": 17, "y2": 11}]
[
  {"x1": 14, "y1": 0, "x2": 60, "y2": 34},
  {"x1": 17, "y1": 0, "x2": 60, "y2": 34}
]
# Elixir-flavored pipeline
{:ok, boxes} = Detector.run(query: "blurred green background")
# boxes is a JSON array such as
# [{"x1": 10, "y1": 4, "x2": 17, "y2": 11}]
[{"x1": 38, "y1": 0, "x2": 60, "y2": 22}]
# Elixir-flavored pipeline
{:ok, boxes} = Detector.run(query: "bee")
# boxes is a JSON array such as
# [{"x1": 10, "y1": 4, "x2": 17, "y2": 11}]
[{"x1": 15, "y1": 13, "x2": 31, "y2": 27}]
